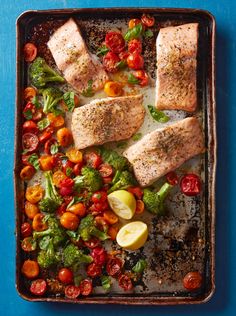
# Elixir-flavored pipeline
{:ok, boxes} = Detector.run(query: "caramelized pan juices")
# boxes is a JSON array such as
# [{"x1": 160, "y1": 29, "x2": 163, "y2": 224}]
[{"x1": 15, "y1": 8, "x2": 216, "y2": 304}]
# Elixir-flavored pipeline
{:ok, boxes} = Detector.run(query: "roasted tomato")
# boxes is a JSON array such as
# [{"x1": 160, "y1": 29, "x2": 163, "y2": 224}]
[
  {"x1": 30, "y1": 279, "x2": 47, "y2": 296},
  {"x1": 98, "y1": 164, "x2": 113, "y2": 178},
  {"x1": 25, "y1": 185, "x2": 44, "y2": 204},
  {"x1": 23, "y1": 43, "x2": 37, "y2": 62},
  {"x1": 24, "y1": 201, "x2": 39, "y2": 219},
  {"x1": 135, "y1": 200, "x2": 145, "y2": 214},
  {"x1": 103, "y1": 210, "x2": 119, "y2": 225},
  {"x1": 180, "y1": 174, "x2": 201, "y2": 196},
  {"x1": 66, "y1": 148, "x2": 83, "y2": 164},
  {"x1": 22, "y1": 133, "x2": 39, "y2": 153},
  {"x1": 91, "y1": 191, "x2": 107, "y2": 204},
  {"x1": 21, "y1": 260, "x2": 40, "y2": 279},
  {"x1": 104, "y1": 81, "x2": 123, "y2": 97},
  {"x1": 86, "y1": 263, "x2": 102, "y2": 278},
  {"x1": 132, "y1": 70, "x2": 149, "y2": 86},
  {"x1": 103, "y1": 52, "x2": 120, "y2": 73},
  {"x1": 39, "y1": 155, "x2": 55, "y2": 171},
  {"x1": 80, "y1": 279, "x2": 93, "y2": 296},
  {"x1": 108, "y1": 225, "x2": 119, "y2": 240},
  {"x1": 57, "y1": 127, "x2": 73, "y2": 147},
  {"x1": 91, "y1": 247, "x2": 107, "y2": 266},
  {"x1": 67, "y1": 203, "x2": 86, "y2": 217},
  {"x1": 60, "y1": 212, "x2": 79, "y2": 231},
  {"x1": 65, "y1": 285, "x2": 80, "y2": 299},
  {"x1": 141, "y1": 14, "x2": 155, "y2": 27},
  {"x1": 52, "y1": 170, "x2": 68, "y2": 187},
  {"x1": 59, "y1": 178, "x2": 74, "y2": 196},
  {"x1": 84, "y1": 151, "x2": 102, "y2": 169},
  {"x1": 24, "y1": 87, "x2": 37, "y2": 102},
  {"x1": 44, "y1": 138, "x2": 58, "y2": 155},
  {"x1": 127, "y1": 52, "x2": 144, "y2": 70},
  {"x1": 23, "y1": 120, "x2": 38, "y2": 134},
  {"x1": 21, "y1": 237, "x2": 37, "y2": 252},
  {"x1": 166, "y1": 171, "x2": 178, "y2": 186},
  {"x1": 23, "y1": 102, "x2": 36, "y2": 120},
  {"x1": 39, "y1": 127, "x2": 54, "y2": 144},
  {"x1": 106, "y1": 257, "x2": 123, "y2": 278},
  {"x1": 128, "y1": 18, "x2": 141, "y2": 29},
  {"x1": 32, "y1": 213, "x2": 48, "y2": 232},
  {"x1": 21, "y1": 222, "x2": 32, "y2": 238},
  {"x1": 127, "y1": 187, "x2": 143, "y2": 199},
  {"x1": 183, "y1": 271, "x2": 202, "y2": 291},
  {"x1": 84, "y1": 238, "x2": 100, "y2": 249},
  {"x1": 20, "y1": 165, "x2": 35, "y2": 181},
  {"x1": 62, "y1": 159, "x2": 75, "y2": 176},
  {"x1": 105, "y1": 32, "x2": 125, "y2": 53},
  {"x1": 47, "y1": 113, "x2": 65, "y2": 129},
  {"x1": 58, "y1": 268, "x2": 73, "y2": 284},
  {"x1": 118, "y1": 274, "x2": 133, "y2": 291},
  {"x1": 128, "y1": 39, "x2": 142, "y2": 54}
]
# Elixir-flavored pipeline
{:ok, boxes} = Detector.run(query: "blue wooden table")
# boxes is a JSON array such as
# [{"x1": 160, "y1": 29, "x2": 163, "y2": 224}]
[{"x1": 0, "y1": 0, "x2": 235, "y2": 315}]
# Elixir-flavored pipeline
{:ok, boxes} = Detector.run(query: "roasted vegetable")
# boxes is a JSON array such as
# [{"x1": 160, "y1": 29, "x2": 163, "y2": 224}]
[
  {"x1": 40, "y1": 87, "x2": 63, "y2": 114},
  {"x1": 143, "y1": 183, "x2": 172, "y2": 216},
  {"x1": 108, "y1": 170, "x2": 137, "y2": 193},
  {"x1": 62, "y1": 244, "x2": 93, "y2": 267},
  {"x1": 100, "y1": 147, "x2": 129, "y2": 171},
  {"x1": 78, "y1": 214, "x2": 109, "y2": 242},
  {"x1": 29, "y1": 57, "x2": 65, "y2": 88},
  {"x1": 74, "y1": 167, "x2": 102, "y2": 192},
  {"x1": 37, "y1": 238, "x2": 61, "y2": 268},
  {"x1": 39, "y1": 171, "x2": 63, "y2": 213}
]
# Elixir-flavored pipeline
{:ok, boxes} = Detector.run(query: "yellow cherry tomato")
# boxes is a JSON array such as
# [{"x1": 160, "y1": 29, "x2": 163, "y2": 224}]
[
  {"x1": 32, "y1": 213, "x2": 48, "y2": 232},
  {"x1": 57, "y1": 128, "x2": 73, "y2": 147},
  {"x1": 24, "y1": 201, "x2": 39, "y2": 219},
  {"x1": 60, "y1": 212, "x2": 79, "y2": 231},
  {"x1": 47, "y1": 113, "x2": 65, "y2": 129},
  {"x1": 66, "y1": 148, "x2": 83, "y2": 164},
  {"x1": 104, "y1": 81, "x2": 123, "y2": 97},
  {"x1": 52, "y1": 170, "x2": 68, "y2": 187},
  {"x1": 25, "y1": 185, "x2": 44, "y2": 204}
]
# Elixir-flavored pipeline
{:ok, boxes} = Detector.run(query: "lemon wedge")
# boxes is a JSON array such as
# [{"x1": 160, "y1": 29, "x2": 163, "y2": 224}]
[
  {"x1": 107, "y1": 190, "x2": 136, "y2": 220},
  {"x1": 116, "y1": 221, "x2": 148, "y2": 250}
]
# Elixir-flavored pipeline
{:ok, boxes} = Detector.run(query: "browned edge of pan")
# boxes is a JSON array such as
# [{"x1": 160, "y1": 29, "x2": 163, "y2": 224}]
[{"x1": 14, "y1": 7, "x2": 216, "y2": 305}]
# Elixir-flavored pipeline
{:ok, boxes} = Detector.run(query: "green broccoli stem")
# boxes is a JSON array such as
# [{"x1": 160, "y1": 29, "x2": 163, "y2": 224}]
[{"x1": 158, "y1": 182, "x2": 172, "y2": 201}]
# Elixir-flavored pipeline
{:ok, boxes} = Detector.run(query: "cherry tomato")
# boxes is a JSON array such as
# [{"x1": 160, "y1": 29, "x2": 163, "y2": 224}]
[
  {"x1": 80, "y1": 279, "x2": 93, "y2": 296},
  {"x1": 30, "y1": 279, "x2": 47, "y2": 296},
  {"x1": 39, "y1": 155, "x2": 55, "y2": 171},
  {"x1": 98, "y1": 164, "x2": 113, "y2": 178},
  {"x1": 32, "y1": 108, "x2": 43, "y2": 122},
  {"x1": 135, "y1": 200, "x2": 145, "y2": 214},
  {"x1": 93, "y1": 201, "x2": 109, "y2": 212},
  {"x1": 21, "y1": 222, "x2": 32, "y2": 238},
  {"x1": 21, "y1": 237, "x2": 37, "y2": 252},
  {"x1": 66, "y1": 148, "x2": 83, "y2": 164},
  {"x1": 59, "y1": 178, "x2": 74, "y2": 196},
  {"x1": 67, "y1": 203, "x2": 86, "y2": 217},
  {"x1": 57, "y1": 127, "x2": 73, "y2": 147},
  {"x1": 56, "y1": 202, "x2": 67, "y2": 217},
  {"x1": 73, "y1": 162, "x2": 83, "y2": 176},
  {"x1": 21, "y1": 260, "x2": 39, "y2": 279},
  {"x1": 84, "y1": 151, "x2": 102, "y2": 169},
  {"x1": 58, "y1": 268, "x2": 73, "y2": 284},
  {"x1": 118, "y1": 274, "x2": 133, "y2": 291},
  {"x1": 52, "y1": 170, "x2": 68, "y2": 187},
  {"x1": 24, "y1": 201, "x2": 39, "y2": 219},
  {"x1": 166, "y1": 171, "x2": 178, "y2": 186},
  {"x1": 128, "y1": 19, "x2": 141, "y2": 29},
  {"x1": 141, "y1": 14, "x2": 155, "y2": 27},
  {"x1": 91, "y1": 191, "x2": 107, "y2": 204},
  {"x1": 65, "y1": 285, "x2": 80, "y2": 299},
  {"x1": 60, "y1": 212, "x2": 79, "y2": 230},
  {"x1": 105, "y1": 32, "x2": 125, "y2": 54},
  {"x1": 128, "y1": 39, "x2": 142, "y2": 54},
  {"x1": 84, "y1": 238, "x2": 100, "y2": 249},
  {"x1": 104, "y1": 81, "x2": 123, "y2": 97},
  {"x1": 127, "y1": 52, "x2": 144, "y2": 70},
  {"x1": 39, "y1": 127, "x2": 54, "y2": 144},
  {"x1": 132, "y1": 70, "x2": 149, "y2": 86},
  {"x1": 23, "y1": 102, "x2": 36, "y2": 120},
  {"x1": 24, "y1": 43, "x2": 37, "y2": 62},
  {"x1": 62, "y1": 159, "x2": 75, "y2": 176},
  {"x1": 119, "y1": 51, "x2": 130, "y2": 61},
  {"x1": 127, "y1": 187, "x2": 143, "y2": 199},
  {"x1": 91, "y1": 247, "x2": 107, "y2": 266},
  {"x1": 24, "y1": 87, "x2": 37, "y2": 102},
  {"x1": 103, "y1": 210, "x2": 119, "y2": 225},
  {"x1": 86, "y1": 263, "x2": 102, "y2": 278},
  {"x1": 20, "y1": 165, "x2": 35, "y2": 181},
  {"x1": 44, "y1": 138, "x2": 58, "y2": 155},
  {"x1": 106, "y1": 257, "x2": 123, "y2": 277},
  {"x1": 22, "y1": 133, "x2": 39, "y2": 153},
  {"x1": 25, "y1": 185, "x2": 44, "y2": 204},
  {"x1": 103, "y1": 52, "x2": 120, "y2": 73},
  {"x1": 23, "y1": 120, "x2": 38, "y2": 134},
  {"x1": 180, "y1": 174, "x2": 201, "y2": 196},
  {"x1": 183, "y1": 271, "x2": 202, "y2": 291},
  {"x1": 47, "y1": 113, "x2": 65, "y2": 129},
  {"x1": 32, "y1": 213, "x2": 48, "y2": 232}
]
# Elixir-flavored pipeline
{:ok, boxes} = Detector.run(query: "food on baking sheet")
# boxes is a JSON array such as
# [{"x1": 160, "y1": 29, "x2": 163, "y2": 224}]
[
  {"x1": 71, "y1": 94, "x2": 145, "y2": 149},
  {"x1": 123, "y1": 117, "x2": 204, "y2": 187},
  {"x1": 47, "y1": 18, "x2": 109, "y2": 93},
  {"x1": 155, "y1": 23, "x2": 198, "y2": 112}
]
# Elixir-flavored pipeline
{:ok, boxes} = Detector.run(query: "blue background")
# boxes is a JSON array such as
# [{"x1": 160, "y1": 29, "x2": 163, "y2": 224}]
[{"x1": 0, "y1": 0, "x2": 234, "y2": 315}]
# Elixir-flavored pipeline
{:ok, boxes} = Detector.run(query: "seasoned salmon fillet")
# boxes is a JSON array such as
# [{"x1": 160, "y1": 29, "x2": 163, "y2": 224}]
[
  {"x1": 71, "y1": 95, "x2": 145, "y2": 149},
  {"x1": 155, "y1": 23, "x2": 198, "y2": 112},
  {"x1": 123, "y1": 117, "x2": 205, "y2": 187},
  {"x1": 47, "y1": 18, "x2": 109, "y2": 93}
]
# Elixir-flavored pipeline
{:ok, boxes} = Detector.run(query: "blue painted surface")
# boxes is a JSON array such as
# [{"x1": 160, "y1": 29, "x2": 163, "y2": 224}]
[{"x1": 0, "y1": 0, "x2": 235, "y2": 314}]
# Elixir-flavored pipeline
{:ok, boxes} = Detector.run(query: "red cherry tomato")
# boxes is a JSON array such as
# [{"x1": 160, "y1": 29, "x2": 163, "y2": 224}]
[
  {"x1": 23, "y1": 120, "x2": 38, "y2": 134},
  {"x1": 98, "y1": 164, "x2": 113, "y2": 178},
  {"x1": 141, "y1": 14, "x2": 155, "y2": 27},
  {"x1": 80, "y1": 279, "x2": 93, "y2": 296},
  {"x1": 56, "y1": 202, "x2": 67, "y2": 217},
  {"x1": 23, "y1": 102, "x2": 36, "y2": 120},
  {"x1": 24, "y1": 43, "x2": 37, "y2": 62},
  {"x1": 73, "y1": 162, "x2": 83, "y2": 176},
  {"x1": 119, "y1": 51, "x2": 130, "y2": 61},
  {"x1": 58, "y1": 268, "x2": 73, "y2": 284},
  {"x1": 127, "y1": 52, "x2": 144, "y2": 70},
  {"x1": 183, "y1": 271, "x2": 202, "y2": 291},
  {"x1": 39, "y1": 127, "x2": 54, "y2": 144},
  {"x1": 180, "y1": 174, "x2": 201, "y2": 196},
  {"x1": 106, "y1": 257, "x2": 123, "y2": 278},
  {"x1": 44, "y1": 138, "x2": 58, "y2": 155},
  {"x1": 132, "y1": 70, "x2": 149, "y2": 86},
  {"x1": 91, "y1": 191, "x2": 107, "y2": 204},
  {"x1": 62, "y1": 159, "x2": 75, "y2": 175},
  {"x1": 103, "y1": 52, "x2": 120, "y2": 73},
  {"x1": 21, "y1": 222, "x2": 32, "y2": 238},
  {"x1": 30, "y1": 279, "x2": 47, "y2": 296},
  {"x1": 127, "y1": 187, "x2": 143, "y2": 199},
  {"x1": 84, "y1": 152, "x2": 102, "y2": 169},
  {"x1": 22, "y1": 133, "x2": 39, "y2": 153},
  {"x1": 118, "y1": 274, "x2": 133, "y2": 291},
  {"x1": 59, "y1": 178, "x2": 74, "y2": 196},
  {"x1": 105, "y1": 32, "x2": 125, "y2": 53},
  {"x1": 128, "y1": 39, "x2": 142, "y2": 54},
  {"x1": 86, "y1": 263, "x2": 102, "y2": 278},
  {"x1": 21, "y1": 237, "x2": 37, "y2": 252},
  {"x1": 166, "y1": 171, "x2": 178, "y2": 185},
  {"x1": 93, "y1": 201, "x2": 109, "y2": 212},
  {"x1": 84, "y1": 238, "x2": 100, "y2": 249},
  {"x1": 91, "y1": 247, "x2": 107, "y2": 266},
  {"x1": 65, "y1": 285, "x2": 80, "y2": 299}
]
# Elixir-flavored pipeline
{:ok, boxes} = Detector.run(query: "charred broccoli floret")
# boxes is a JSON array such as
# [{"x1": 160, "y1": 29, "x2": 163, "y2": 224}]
[
  {"x1": 29, "y1": 57, "x2": 65, "y2": 88},
  {"x1": 62, "y1": 244, "x2": 93, "y2": 268},
  {"x1": 37, "y1": 238, "x2": 61, "y2": 268},
  {"x1": 143, "y1": 183, "x2": 172, "y2": 216},
  {"x1": 108, "y1": 170, "x2": 137, "y2": 193},
  {"x1": 74, "y1": 167, "x2": 102, "y2": 192},
  {"x1": 100, "y1": 147, "x2": 129, "y2": 171},
  {"x1": 40, "y1": 87, "x2": 63, "y2": 114},
  {"x1": 39, "y1": 171, "x2": 63, "y2": 213},
  {"x1": 78, "y1": 214, "x2": 109, "y2": 241}
]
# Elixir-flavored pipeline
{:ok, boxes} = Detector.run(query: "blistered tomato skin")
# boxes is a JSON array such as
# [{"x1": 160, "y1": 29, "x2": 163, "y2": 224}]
[
  {"x1": 183, "y1": 271, "x2": 202, "y2": 291},
  {"x1": 91, "y1": 247, "x2": 107, "y2": 266},
  {"x1": 58, "y1": 268, "x2": 73, "y2": 284},
  {"x1": 106, "y1": 257, "x2": 123, "y2": 277},
  {"x1": 65, "y1": 285, "x2": 80, "y2": 299},
  {"x1": 80, "y1": 279, "x2": 93, "y2": 296},
  {"x1": 180, "y1": 174, "x2": 201, "y2": 196},
  {"x1": 30, "y1": 279, "x2": 47, "y2": 296}
]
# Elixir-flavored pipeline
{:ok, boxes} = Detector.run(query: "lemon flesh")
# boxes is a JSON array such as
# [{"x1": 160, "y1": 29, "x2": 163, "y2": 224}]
[
  {"x1": 116, "y1": 221, "x2": 148, "y2": 250},
  {"x1": 107, "y1": 190, "x2": 136, "y2": 220}
]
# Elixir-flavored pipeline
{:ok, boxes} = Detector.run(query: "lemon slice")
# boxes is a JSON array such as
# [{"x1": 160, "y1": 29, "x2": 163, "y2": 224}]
[
  {"x1": 107, "y1": 190, "x2": 136, "y2": 220},
  {"x1": 116, "y1": 221, "x2": 148, "y2": 250}
]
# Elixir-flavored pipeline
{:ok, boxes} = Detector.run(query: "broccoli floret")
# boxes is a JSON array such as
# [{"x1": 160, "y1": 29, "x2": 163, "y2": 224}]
[
  {"x1": 37, "y1": 238, "x2": 61, "y2": 268},
  {"x1": 62, "y1": 244, "x2": 93, "y2": 267},
  {"x1": 39, "y1": 171, "x2": 63, "y2": 213},
  {"x1": 100, "y1": 147, "x2": 129, "y2": 171},
  {"x1": 143, "y1": 183, "x2": 172, "y2": 216},
  {"x1": 29, "y1": 57, "x2": 65, "y2": 88},
  {"x1": 78, "y1": 214, "x2": 109, "y2": 241},
  {"x1": 40, "y1": 87, "x2": 63, "y2": 114},
  {"x1": 108, "y1": 170, "x2": 137, "y2": 193},
  {"x1": 74, "y1": 167, "x2": 102, "y2": 192}
]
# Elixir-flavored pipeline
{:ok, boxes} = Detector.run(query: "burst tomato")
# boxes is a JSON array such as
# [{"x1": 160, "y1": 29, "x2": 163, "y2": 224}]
[
  {"x1": 180, "y1": 174, "x2": 201, "y2": 196},
  {"x1": 80, "y1": 279, "x2": 93, "y2": 296},
  {"x1": 20, "y1": 165, "x2": 35, "y2": 181},
  {"x1": 67, "y1": 203, "x2": 86, "y2": 217},
  {"x1": 91, "y1": 247, "x2": 107, "y2": 266},
  {"x1": 25, "y1": 185, "x2": 44, "y2": 204},
  {"x1": 84, "y1": 151, "x2": 102, "y2": 169},
  {"x1": 23, "y1": 102, "x2": 36, "y2": 120},
  {"x1": 22, "y1": 133, "x2": 39, "y2": 153},
  {"x1": 39, "y1": 127, "x2": 54, "y2": 144},
  {"x1": 106, "y1": 257, "x2": 123, "y2": 277},
  {"x1": 141, "y1": 14, "x2": 155, "y2": 27},
  {"x1": 60, "y1": 212, "x2": 79, "y2": 231},
  {"x1": 23, "y1": 120, "x2": 38, "y2": 134},
  {"x1": 118, "y1": 274, "x2": 133, "y2": 291},
  {"x1": 166, "y1": 171, "x2": 178, "y2": 185},
  {"x1": 21, "y1": 237, "x2": 37, "y2": 252},
  {"x1": 62, "y1": 159, "x2": 75, "y2": 176},
  {"x1": 132, "y1": 70, "x2": 149, "y2": 86},
  {"x1": 91, "y1": 191, "x2": 107, "y2": 204},
  {"x1": 84, "y1": 238, "x2": 100, "y2": 249},
  {"x1": 39, "y1": 155, "x2": 55, "y2": 171},
  {"x1": 65, "y1": 285, "x2": 80, "y2": 299},
  {"x1": 98, "y1": 164, "x2": 113, "y2": 178},
  {"x1": 73, "y1": 162, "x2": 83, "y2": 176},
  {"x1": 21, "y1": 260, "x2": 39, "y2": 279},
  {"x1": 127, "y1": 52, "x2": 144, "y2": 70},
  {"x1": 128, "y1": 39, "x2": 142, "y2": 54},
  {"x1": 21, "y1": 222, "x2": 32, "y2": 238},
  {"x1": 86, "y1": 263, "x2": 102, "y2": 278},
  {"x1": 127, "y1": 186, "x2": 143, "y2": 199},
  {"x1": 44, "y1": 138, "x2": 58, "y2": 155},
  {"x1": 105, "y1": 32, "x2": 125, "y2": 53},
  {"x1": 103, "y1": 52, "x2": 120, "y2": 73}
]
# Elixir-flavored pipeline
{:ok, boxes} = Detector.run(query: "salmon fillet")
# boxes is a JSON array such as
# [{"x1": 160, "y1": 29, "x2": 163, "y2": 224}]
[
  {"x1": 47, "y1": 18, "x2": 109, "y2": 93},
  {"x1": 123, "y1": 117, "x2": 205, "y2": 187},
  {"x1": 155, "y1": 23, "x2": 198, "y2": 112},
  {"x1": 71, "y1": 95, "x2": 145, "y2": 149}
]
